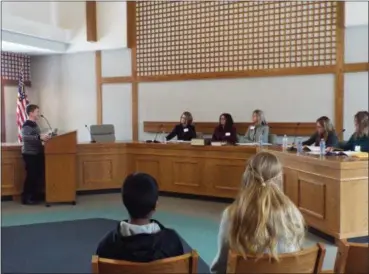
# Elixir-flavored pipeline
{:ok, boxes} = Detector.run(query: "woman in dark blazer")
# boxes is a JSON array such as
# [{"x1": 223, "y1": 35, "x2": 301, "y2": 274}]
[
  {"x1": 212, "y1": 113, "x2": 238, "y2": 144},
  {"x1": 302, "y1": 116, "x2": 338, "y2": 147},
  {"x1": 166, "y1": 111, "x2": 196, "y2": 141}
]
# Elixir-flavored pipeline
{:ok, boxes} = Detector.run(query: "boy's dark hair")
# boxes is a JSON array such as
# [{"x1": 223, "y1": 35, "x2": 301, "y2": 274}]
[
  {"x1": 26, "y1": 104, "x2": 39, "y2": 115},
  {"x1": 122, "y1": 173, "x2": 159, "y2": 219}
]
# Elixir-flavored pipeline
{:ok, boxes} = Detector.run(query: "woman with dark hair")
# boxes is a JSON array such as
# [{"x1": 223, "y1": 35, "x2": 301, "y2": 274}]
[
  {"x1": 302, "y1": 116, "x2": 338, "y2": 147},
  {"x1": 328, "y1": 111, "x2": 369, "y2": 152},
  {"x1": 211, "y1": 113, "x2": 238, "y2": 143},
  {"x1": 166, "y1": 111, "x2": 196, "y2": 141}
]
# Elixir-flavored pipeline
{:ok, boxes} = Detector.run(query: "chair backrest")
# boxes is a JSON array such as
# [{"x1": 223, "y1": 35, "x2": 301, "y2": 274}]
[
  {"x1": 227, "y1": 243, "x2": 326, "y2": 274},
  {"x1": 91, "y1": 250, "x2": 198, "y2": 274},
  {"x1": 90, "y1": 124, "x2": 115, "y2": 143},
  {"x1": 334, "y1": 240, "x2": 369, "y2": 273}
]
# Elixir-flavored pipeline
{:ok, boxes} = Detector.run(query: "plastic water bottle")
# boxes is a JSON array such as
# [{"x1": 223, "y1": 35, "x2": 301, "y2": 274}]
[
  {"x1": 161, "y1": 131, "x2": 167, "y2": 144},
  {"x1": 282, "y1": 135, "x2": 288, "y2": 151},
  {"x1": 258, "y1": 134, "x2": 263, "y2": 148},
  {"x1": 296, "y1": 137, "x2": 303, "y2": 154},
  {"x1": 319, "y1": 139, "x2": 326, "y2": 156}
]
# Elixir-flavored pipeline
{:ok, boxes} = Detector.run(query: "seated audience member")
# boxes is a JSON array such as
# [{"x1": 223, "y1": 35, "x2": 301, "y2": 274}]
[
  {"x1": 302, "y1": 116, "x2": 338, "y2": 147},
  {"x1": 243, "y1": 109, "x2": 269, "y2": 143},
  {"x1": 329, "y1": 111, "x2": 369, "y2": 152},
  {"x1": 210, "y1": 152, "x2": 305, "y2": 274},
  {"x1": 166, "y1": 111, "x2": 196, "y2": 141},
  {"x1": 96, "y1": 173, "x2": 184, "y2": 262},
  {"x1": 212, "y1": 113, "x2": 238, "y2": 144}
]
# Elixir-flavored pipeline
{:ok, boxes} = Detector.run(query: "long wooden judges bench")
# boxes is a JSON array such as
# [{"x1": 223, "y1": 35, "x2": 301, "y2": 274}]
[{"x1": 2, "y1": 141, "x2": 368, "y2": 241}]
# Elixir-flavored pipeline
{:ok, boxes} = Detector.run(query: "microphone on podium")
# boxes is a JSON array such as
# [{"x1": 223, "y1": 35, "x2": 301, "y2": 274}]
[
  {"x1": 146, "y1": 124, "x2": 163, "y2": 143},
  {"x1": 287, "y1": 122, "x2": 301, "y2": 151},
  {"x1": 292, "y1": 122, "x2": 301, "y2": 145},
  {"x1": 41, "y1": 114, "x2": 56, "y2": 136},
  {"x1": 85, "y1": 125, "x2": 96, "y2": 143}
]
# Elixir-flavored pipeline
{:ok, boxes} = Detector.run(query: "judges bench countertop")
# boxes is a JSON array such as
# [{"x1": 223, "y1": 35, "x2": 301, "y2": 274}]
[{"x1": 2, "y1": 141, "x2": 368, "y2": 241}]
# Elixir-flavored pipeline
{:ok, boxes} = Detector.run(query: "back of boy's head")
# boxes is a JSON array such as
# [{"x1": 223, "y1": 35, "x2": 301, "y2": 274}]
[{"x1": 122, "y1": 173, "x2": 159, "y2": 219}]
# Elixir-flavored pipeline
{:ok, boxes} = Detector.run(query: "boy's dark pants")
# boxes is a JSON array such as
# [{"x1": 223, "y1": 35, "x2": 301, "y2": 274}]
[{"x1": 22, "y1": 153, "x2": 45, "y2": 202}]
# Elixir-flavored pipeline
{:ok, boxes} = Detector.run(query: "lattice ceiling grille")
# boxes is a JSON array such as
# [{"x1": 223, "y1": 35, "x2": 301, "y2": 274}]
[{"x1": 136, "y1": 1, "x2": 337, "y2": 77}]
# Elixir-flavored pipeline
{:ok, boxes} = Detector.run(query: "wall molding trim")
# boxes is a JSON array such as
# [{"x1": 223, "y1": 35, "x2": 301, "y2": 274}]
[{"x1": 343, "y1": 62, "x2": 369, "y2": 73}]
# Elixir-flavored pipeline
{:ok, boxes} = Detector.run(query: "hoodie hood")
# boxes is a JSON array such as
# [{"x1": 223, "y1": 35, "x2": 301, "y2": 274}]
[
  {"x1": 96, "y1": 219, "x2": 184, "y2": 262},
  {"x1": 119, "y1": 220, "x2": 161, "y2": 236}
]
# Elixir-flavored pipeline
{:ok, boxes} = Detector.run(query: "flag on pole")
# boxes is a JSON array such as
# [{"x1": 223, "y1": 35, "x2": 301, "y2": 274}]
[{"x1": 16, "y1": 64, "x2": 28, "y2": 143}]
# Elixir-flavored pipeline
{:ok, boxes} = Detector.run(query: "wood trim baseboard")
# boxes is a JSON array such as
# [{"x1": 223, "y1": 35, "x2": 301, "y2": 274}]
[{"x1": 143, "y1": 121, "x2": 316, "y2": 136}]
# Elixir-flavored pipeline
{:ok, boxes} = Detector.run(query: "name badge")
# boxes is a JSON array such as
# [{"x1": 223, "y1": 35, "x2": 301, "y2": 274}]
[
  {"x1": 225, "y1": 132, "x2": 231, "y2": 136},
  {"x1": 183, "y1": 128, "x2": 189, "y2": 132},
  {"x1": 250, "y1": 126, "x2": 255, "y2": 130},
  {"x1": 355, "y1": 145, "x2": 361, "y2": 152}
]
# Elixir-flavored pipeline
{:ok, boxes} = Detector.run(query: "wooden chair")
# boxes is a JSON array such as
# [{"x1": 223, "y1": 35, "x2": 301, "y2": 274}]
[
  {"x1": 91, "y1": 250, "x2": 198, "y2": 274},
  {"x1": 334, "y1": 240, "x2": 369, "y2": 273},
  {"x1": 227, "y1": 243, "x2": 326, "y2": 274}
]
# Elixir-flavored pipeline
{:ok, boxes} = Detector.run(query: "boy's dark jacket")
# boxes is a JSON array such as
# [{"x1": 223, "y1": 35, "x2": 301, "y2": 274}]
[{"x1": 96, "y1": 219, "x2": 184, "y2": 262}]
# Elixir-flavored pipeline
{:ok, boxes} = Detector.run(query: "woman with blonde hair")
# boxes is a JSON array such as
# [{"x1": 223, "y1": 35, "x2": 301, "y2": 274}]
[
  {"x1": 210, "y1": 152, "x2": 305, "y2": 274},
  {"x1": 328, "y1": 111, "x2": 369, "y2": 152},
  {"x1": 243, "y1": 109, "x2": 269, "y2": 143},
  {"x1": 166, "y1": 111, "x2": 196, "y2": 141}
]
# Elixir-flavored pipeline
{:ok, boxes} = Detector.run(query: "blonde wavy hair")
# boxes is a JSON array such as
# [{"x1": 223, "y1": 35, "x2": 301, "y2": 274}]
[
  {"x1": 316, "y1": 116, "x2": 335, "y2": 140},
  {"x1": 227, "y1": 152, "x2": 305, "y2": 261},
  {"x1": 253, "y1": 109, "x2": 267, "y2": 126}
]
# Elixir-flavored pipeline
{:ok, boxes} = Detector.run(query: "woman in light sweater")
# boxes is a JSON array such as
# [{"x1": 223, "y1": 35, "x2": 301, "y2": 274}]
[
  {"x1": 210, "y1": 152, "x2": 305, "y2": 274},
  {"x1": 243, "y1": 109, "x2": 269, "y2": 143}
]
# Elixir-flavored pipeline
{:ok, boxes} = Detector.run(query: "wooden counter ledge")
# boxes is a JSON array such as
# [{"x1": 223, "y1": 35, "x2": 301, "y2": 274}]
[{"x1": 2, "y1": 142, "x2": 367, "y2": 241}]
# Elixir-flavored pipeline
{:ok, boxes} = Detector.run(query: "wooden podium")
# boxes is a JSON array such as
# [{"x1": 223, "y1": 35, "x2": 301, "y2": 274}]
[{"x1": 44, "y1": 131, "x2": 77, "y2": 207}]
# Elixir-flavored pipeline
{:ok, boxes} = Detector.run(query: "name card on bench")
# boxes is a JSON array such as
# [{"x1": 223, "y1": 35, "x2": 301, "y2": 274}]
[{"x1": 191, "y1": 138, "x2": 205, "y2": 146}]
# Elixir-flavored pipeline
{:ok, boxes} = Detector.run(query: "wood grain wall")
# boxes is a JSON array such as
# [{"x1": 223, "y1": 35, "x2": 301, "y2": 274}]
[{"x1": 94, "y1": 1, "x2": 368, "y2": 141}]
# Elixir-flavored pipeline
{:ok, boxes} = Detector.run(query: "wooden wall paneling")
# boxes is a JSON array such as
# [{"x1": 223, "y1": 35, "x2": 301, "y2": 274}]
[
  {"x1": 1, "y1": 80, "x2": 31, "y2": 87},
  {"x1": 143, "y1": 121, "x2": 316, "y2": 136},
  {"x1": 101, "y1": 76, "x2": 133, "y2": 84},
  {"x1": 95, "y1": 51, "x2": 103, "y2": 124},
  {"x1": 128, "y1": 1, "x2": 138, "y2": 141},
  {"x1": 335, "y1": 2, "x2": 345, "y2": 139},
  {"x1": 343, "y1": 62, "x2": 369, "y2": 73},
  {"x1": 132, "y1": 48, "x2": 139, "y2": 141},
  {"x1": 135, "y1": 1, "x2": 338, "y2": 79},
  {"x1": 127, "y1": 1, "x2": 137, "y2": 49},
  {"x1": 137, "y1": 66, "x2": 337, "y2": 82},
  {"x1": 3, "y1": 143, "x2": 368, "y2": 241},
  {"x1": 1, "y1": 84, "x2": 5, "y2": 142},
  {"x1": 86, "y1": 1, "x2": 98, "y2": 42}
]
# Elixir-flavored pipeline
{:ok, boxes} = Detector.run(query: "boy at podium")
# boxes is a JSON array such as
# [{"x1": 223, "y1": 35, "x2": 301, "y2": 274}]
[{"x1": 21, "y1": 104, "x2": 50, "y2": 205}]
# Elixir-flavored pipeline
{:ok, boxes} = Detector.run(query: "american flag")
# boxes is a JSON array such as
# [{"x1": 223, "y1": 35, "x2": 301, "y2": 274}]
[{"x1": 16, "y1": 64, "x2": 28, "y2": 143}]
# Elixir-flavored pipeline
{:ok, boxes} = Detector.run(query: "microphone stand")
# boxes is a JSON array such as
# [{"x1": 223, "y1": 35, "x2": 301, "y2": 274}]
[
  {"x1": 41, "y1": 115, "x2": 54, "y2": 136},
  {"x1": 292, "y1": 122, "x2": 301, "y2": 145},
  {"x1": 288, "y1": 122, "x2": 300, "y2": 152}
]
